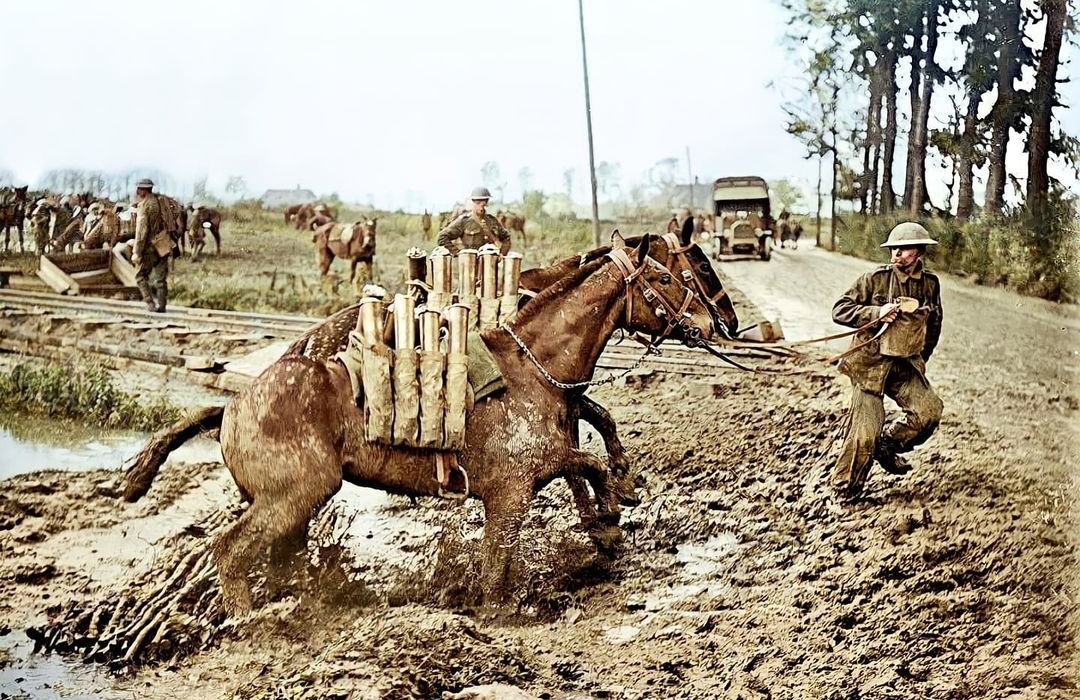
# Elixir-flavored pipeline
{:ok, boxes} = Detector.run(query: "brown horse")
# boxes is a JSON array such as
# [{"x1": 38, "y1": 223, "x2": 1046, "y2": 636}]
[
  {"x1": 518, "y1": 230, "x2": 739, "y2": 522},
  {"x1": 0, "y1": 186, "x2": 29, "y2": 253},
  {"x1": 284, "y1": 203, "x2": 303, "y2": 225},
  {"x1": 124, "y1": 236, "x2": 717, "y2": 614},
  {"x1": 294, "y1": 202, "x2": 337, "y2": 230},
  {"x1": 496, "y1": 210, "x2": 527, "y2": 247},
  {"x1": 313, "y1": 218, "x2": 377, "y2": 290},
  {"x1": 187, "y1": 206, "x2": 223, "y2": 260}
]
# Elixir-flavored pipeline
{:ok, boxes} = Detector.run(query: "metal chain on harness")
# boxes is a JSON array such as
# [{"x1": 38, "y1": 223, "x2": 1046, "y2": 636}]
[{"x1": 501, "y1": 323, "x2": 659, "y2": 390}]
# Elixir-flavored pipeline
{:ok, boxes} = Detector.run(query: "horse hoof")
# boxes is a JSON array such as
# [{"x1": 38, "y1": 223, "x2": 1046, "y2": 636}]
[{"x1": 588, "y1": 524, "x2": 624, "y2": 557}]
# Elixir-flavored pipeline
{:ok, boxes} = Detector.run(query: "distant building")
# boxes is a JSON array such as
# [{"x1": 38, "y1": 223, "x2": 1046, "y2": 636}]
[
  {"x1": 667, "y1": 182, "x2": 714, "y2": 211},
  {"x1": 259, "y1": 186, "x2": 317, "y2": 208}
]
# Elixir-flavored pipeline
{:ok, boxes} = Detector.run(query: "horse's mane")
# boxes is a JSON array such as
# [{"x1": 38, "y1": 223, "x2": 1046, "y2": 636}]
[{"x1": 510, "y1": 255, "x2": 611, "y2": 329}]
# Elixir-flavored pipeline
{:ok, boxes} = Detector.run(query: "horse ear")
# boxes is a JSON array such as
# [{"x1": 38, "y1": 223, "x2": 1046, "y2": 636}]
[
  {"x1": 635, "y1": 232, "x2": 651, "y2": 264},
  {"x1": 610, "y1": 229, "x2": 624, "y2": 247}
]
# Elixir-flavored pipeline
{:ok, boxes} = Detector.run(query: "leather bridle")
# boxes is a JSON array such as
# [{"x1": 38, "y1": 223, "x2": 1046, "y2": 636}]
[
  {"x1": 501, "y1": 249, "x2": 704, "y2": 390},
  {"x1": 660, "y1": 232, "x2": 733, "y2": 339},
  {"x1": 606, "y1": 248, "x2": 702, "y2": 346}
]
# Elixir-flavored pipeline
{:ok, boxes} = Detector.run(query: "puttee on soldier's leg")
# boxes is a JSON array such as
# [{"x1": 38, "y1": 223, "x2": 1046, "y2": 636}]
[{"x1": 832, "y1": 385, "x2": 886, "y2": 494}]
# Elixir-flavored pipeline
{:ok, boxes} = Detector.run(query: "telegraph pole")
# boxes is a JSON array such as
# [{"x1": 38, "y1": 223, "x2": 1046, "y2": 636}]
[
  {"x1": 578, "y1": 0, "x2": 601, "y2": 247},
  {"x1": 686, "y1": 146, "x2": 693, "y2": 210}
]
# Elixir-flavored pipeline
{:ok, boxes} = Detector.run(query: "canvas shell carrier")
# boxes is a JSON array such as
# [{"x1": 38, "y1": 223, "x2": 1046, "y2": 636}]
[
  {"x1": 336, "y1": 244, "x2": 522, "y2": 450},
  {"x1": 879, "y1": 294, "x2": 929, "y2": 358}
]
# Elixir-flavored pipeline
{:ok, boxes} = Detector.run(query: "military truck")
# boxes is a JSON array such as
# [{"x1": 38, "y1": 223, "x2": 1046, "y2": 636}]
[{"x1": 707, "y1": 176, "x2": 773, "y2": 261}]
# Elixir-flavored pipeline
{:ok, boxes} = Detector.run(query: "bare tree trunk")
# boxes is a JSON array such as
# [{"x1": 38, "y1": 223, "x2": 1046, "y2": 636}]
[
  {"x1": 864, "y1": 58, "x2": 885, "y2": 215},
  {"x1": 955, "y1": 81, "x2": 983, "y2": 221},
  {"x1": 984, "y1": 0, "x2": 1022, "y2": 215},
  {"x1": 1025, "y1": 0, "x2": 1065, "y2": 216},
  {"x1": 882, "y1": 52, "x2": 898, "y2": 215},
  {"x1": 902, "y1": 14, "x2": 925, "y2": 211},
  {"x1": 909, "y1": 0, "x2": 940, "y2": 217}
]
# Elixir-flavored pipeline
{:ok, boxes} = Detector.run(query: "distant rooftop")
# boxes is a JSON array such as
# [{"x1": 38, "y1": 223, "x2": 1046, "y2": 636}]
[{"x1": 259, "y1": 187, "x2": 317, "y2": 207}]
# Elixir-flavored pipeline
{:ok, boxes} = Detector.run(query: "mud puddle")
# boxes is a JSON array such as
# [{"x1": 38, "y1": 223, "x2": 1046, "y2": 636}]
[{"x1": 0, "y1": 415, "x2": 222, "y2": 479}]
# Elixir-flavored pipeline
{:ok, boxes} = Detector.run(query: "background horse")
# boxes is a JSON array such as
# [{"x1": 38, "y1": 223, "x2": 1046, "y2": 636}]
[
  {"x1": 187, "y1": 206, "x2": 223, "y2": 260},
  {"x1": 0, "y1": 186, "x2": 29, "y2": 253},
  {"x1": 123, "y1": 236, "x2": 717, "y2": 614},
  {"x1": 312, "y1": 218, "x2": 377, "y2": 290},
  {"x1": 496, "y1": 210, "x2": 527, "y2": 247}
]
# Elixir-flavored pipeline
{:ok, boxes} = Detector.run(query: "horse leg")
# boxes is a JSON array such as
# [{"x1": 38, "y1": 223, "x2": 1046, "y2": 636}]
[
  {"x1": 576, "y1": 396, "x2": 635, "y2": 500},
  {"x1": 479, "y1": 487, "x2": 532, "y2": 605},
  {"x1": 212, "y1": 502, "x2": 273, "y2": 615},
  {"x1": 562, "y1": 449, "x2": 624, "y2": 556},
  {"x1": 563, "y1": 408, "x2": 599, "y2": 527}
]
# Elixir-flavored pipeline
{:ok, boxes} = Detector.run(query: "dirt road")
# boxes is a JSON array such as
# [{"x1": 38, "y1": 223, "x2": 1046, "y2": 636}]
[{"x1": 1, "y1": 245, "x2": 1076, "y2": 699}]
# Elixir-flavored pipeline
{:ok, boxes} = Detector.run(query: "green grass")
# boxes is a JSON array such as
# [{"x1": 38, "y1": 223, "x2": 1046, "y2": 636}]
[
  {"x1": 0, "y1": 359, "x2": 181, "y2": 430},
  {"x1": 163, "y1": 206, "x2": 662, "y2": 316}
]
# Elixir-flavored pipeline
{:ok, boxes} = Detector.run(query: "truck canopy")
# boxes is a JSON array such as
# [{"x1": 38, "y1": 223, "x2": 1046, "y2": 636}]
[{"x1": 712, "y1": 176, "x2": 770, "y2": 203}]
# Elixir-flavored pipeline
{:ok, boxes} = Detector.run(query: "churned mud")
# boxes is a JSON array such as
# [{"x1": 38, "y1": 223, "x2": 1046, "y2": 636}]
[{"x1": 0, "y1": 249, "x2": 1076, "y2": 699}]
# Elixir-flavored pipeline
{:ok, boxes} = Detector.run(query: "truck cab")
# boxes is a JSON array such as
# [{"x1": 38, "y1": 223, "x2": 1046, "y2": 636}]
[{"x1": 707, "y1": 176, "x2": 773, "y2": 261}]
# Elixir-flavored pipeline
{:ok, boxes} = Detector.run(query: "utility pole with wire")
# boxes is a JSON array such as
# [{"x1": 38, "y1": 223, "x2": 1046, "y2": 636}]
[
  {"x1": 685, "y1": 146, "x2": 693, "y2": 210},
  {"x1": 578, "y1": 0, "x2": 600, "y2": 247}
]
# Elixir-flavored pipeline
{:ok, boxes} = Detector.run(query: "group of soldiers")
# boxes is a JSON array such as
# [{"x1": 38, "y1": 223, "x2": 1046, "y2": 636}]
[{"x1": 15, "y1": 190, "x2": 219, "y2": 261}]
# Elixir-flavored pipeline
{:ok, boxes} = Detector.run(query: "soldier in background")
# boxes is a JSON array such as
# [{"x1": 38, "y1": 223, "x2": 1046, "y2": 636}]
[
  {"x1": 436, "y1": 186, "x2": 511, "y2": 255},
  {"x1": 131, "y1": 178, "x2": 173, "y2": 312},
  {"x1": 51, "y1": 195, "x2": 75, "y2": 250},
  {"x1": 29, "y1": 198, "x2": 52, "y2": 255},
  {"x1": 421, "y1": 209, "x2": 432, "y2": 240}
]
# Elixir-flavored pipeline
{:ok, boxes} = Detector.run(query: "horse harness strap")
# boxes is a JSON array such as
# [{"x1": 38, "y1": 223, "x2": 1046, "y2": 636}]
[
  {"x1": 660, "y1": 232, "x2": 729, "y2": 307},
  {"x1": 606, "y1": 249, "x2": 698, "y2": 345},
  {"x1": 500, "y1": 250, "x2": 685, "y2": 391}
]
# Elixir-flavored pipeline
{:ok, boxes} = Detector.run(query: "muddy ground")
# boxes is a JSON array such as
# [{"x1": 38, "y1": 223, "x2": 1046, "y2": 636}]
[{"x1": 0, "y1": 245, "x2": 1077, "y2": 699}]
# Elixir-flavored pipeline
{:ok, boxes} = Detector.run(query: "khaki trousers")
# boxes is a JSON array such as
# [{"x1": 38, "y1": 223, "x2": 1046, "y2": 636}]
[{"x1": 832, "y1": 361, "x2": 943, "y2": 492}]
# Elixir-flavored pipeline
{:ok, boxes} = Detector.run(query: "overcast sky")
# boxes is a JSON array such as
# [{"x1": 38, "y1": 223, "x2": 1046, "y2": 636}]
[{"x1": 1, "y1": 0, "x2": 1076, "y2": 211}]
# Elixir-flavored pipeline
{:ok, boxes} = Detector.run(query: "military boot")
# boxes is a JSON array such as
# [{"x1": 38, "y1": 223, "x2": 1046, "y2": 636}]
[
  {"x1": 137, "y1": 279, "x2": 156, "y2": 312},
  {"x1": 874, "y1": 436, "x2": 912, "y2": 475}
]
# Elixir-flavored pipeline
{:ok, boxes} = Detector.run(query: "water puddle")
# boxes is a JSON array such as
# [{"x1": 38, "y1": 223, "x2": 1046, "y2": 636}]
[
  {"x1": 0, "y1": 414, "x2": 221, "y2": 480},
  {"x1": 0, "y1": 631, "x2": 110, "y2": 700}
]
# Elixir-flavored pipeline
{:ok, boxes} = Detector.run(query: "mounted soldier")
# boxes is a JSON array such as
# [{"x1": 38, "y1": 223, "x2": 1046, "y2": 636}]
[{"x1": 436, "y1": 186, "x2": 511, "y2": 255}]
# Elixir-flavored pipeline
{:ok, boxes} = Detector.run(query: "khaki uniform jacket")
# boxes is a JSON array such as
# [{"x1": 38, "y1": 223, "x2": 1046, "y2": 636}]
[
  {"x1": 135, "y1": 195, "x2": 166, "y2": 257},
  {"x1": 832, "y1": 261, "x2": 943, "y2": 395},
  {"x1": 437, "y1": 211, "x2": 511, "y2": 254}
]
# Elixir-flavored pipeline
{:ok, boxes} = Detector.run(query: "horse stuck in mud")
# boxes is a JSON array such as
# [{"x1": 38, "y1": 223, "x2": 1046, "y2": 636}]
[{"x1": 125, "y1": 234, "x2": 720, "y2": 615}]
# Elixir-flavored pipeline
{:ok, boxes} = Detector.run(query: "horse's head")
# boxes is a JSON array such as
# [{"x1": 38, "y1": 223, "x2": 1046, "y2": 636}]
[
  {"x1": 613, "y1": 230, "x2": 739, "y2": 339},
  {"x1": 607, "y1": 234, "x2": 717, "y2": 346}
]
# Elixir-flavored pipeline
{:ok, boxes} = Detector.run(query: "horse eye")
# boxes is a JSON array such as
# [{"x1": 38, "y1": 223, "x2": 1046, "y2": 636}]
[{"x1": 660, "y1": 273, "x2": 671, "y2": 284}]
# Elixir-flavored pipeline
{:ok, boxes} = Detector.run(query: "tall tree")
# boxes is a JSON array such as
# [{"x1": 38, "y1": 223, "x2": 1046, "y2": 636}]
[
  {"x1": 954, "y1": 0, "x2": 997, "y2": 220},
  {"x1": 1025, "y1": 0, "x2": 1067, "y2": 215},
  {"x1": 908, "y1": 0, "x2": 943, "y2": 215},
  {"x1": 480, "y1": 161, "x2": 505, "y2": 201},
  {"x1": 984, "y1": 0, "x2": 1026, "y2": 214}
]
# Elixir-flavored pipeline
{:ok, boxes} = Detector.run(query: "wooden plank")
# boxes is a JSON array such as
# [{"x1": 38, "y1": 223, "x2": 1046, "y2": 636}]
[
  {"x1": 0, "y1": 267, "x2": 22, "y2": 288},
  {"x1": 110, "y1": 247, "x2": 137, "y2": 287},
  {"x1": 79, "y1": 285, "x2": 142, "y2": 297},
  {"x1": 44, "y1": 250, "x2": 111, "y2": 274},
  {"x1": 36, "y1": 256, "x2": 80, "y2": 294},
  {"x1": 69, "y1": 268, "x2": 117, "y2": 286}
]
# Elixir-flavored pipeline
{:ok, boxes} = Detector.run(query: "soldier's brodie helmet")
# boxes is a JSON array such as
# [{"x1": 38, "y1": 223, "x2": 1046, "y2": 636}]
[
  {"x1": 470, "y1": 186, "x2": 492, "y2": 201},
  {"x1": 881, "y1": 222, "x2": 938, "y2": 248},
  {"x1": 136, "y1": 178, "x2": 154, "y2": 191}
]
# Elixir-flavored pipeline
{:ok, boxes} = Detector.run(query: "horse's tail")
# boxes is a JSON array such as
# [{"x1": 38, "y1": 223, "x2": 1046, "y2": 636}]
[{"x1": 123, "y1": 405, "x2": 225, "y2": 502}]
